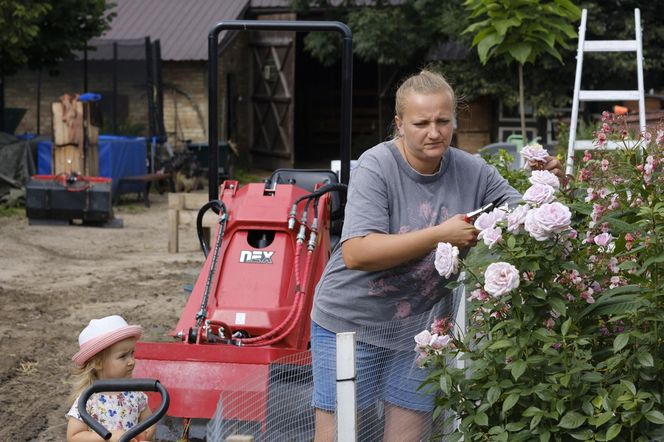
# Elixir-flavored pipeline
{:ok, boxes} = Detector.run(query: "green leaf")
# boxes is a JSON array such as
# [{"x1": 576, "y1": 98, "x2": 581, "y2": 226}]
[
  {"x1": 494, "y1": 18, "x2": 521, "y2": 36},
  {"x1": 474, "y1": 411, "x2": 489, "y2": 426},
  {"x1": 613, "y1": 334, "x2": 629, "y2": 353},
  {"x1": 487, "y1": 386, "x2": 501, "y2": 406},
  {"x1": 637, "y1": 255, "x2": 664, "y2": 275},
  {"x1": 507, "y1": 235, "x2": 516, "y2": 249},
  {"x1": 440, "y1": 374, "x2": 452, "y2": 395},
  {"x1": 507, "y1": 42, "x2": 532, "y2": 64},
  {"x1": 570, "y1": 430, "x2": 594, "y2": 440},
  {"x1": 548, "y1": 297, "x2": 567, "y2": 316},
  {"x1": 559, "y1": 411, "x2": 586, "y2": 429},
  {"x1": 591, "y1": 411, "x2": 614, "y2": 427},
  {"x1": 645, "y1": 410, "x2": 664, "y2": 424},
  {"x1": 530, "y1": 414, "x2": 542, "y2": 431},
  {"x1": 506, "y1": 422, "x2": 526, "y2": 432},
  {"x1": 511, "y1": 360, "x2": 527, "y2": 381},
  {"x1": 561, "y1": 317, "x2": 572, "y2": 336},
  {"x1": 489, "y1": 339, "x2": 513, "y2": 350},
  {"x1": 477, "y1": 31, "x2": 504, "y2": 63},
  {"x1": 636, "y1": 352, "x2": 654, "y2": 367},
  {"x1": 502, "y1": 393, "x2": 519, "y2": 414},
  {"x1": 523, "y1": 406, "x2": 542, "y2": 417},
  {"x1": 620, "y1": 379, "x2": 636, "y2": 396},
  {"x1": 605, "y1": 423, "x2": 622, "y2": 440}
]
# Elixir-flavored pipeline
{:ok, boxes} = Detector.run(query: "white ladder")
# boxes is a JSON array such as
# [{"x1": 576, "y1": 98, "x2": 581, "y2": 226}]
[{"x1": 565, "y1": 8, "x2": 646, "y2": 176}]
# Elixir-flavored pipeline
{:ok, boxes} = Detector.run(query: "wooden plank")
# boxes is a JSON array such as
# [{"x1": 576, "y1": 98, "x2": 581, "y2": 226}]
[
  {"x1": 168, "y1": 208, "x2": 179, "y2": 253},
  {"x1": 168, "y1": 192, "x2": 215, "y2": 253}
]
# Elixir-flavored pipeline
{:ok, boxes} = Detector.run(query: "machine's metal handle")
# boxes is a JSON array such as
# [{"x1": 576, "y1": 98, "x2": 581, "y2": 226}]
[{"x1": 77, "y1": 378, "x2": 169, "y2": 442}]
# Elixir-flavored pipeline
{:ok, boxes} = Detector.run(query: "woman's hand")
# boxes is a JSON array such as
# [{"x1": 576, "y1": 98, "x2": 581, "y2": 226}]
[
  {"x1": 436, "y1": 214, "x2": 479, "y2": 248},
  {"x1": 530, "y1": 155, "x2": 563, "y2": 179}
]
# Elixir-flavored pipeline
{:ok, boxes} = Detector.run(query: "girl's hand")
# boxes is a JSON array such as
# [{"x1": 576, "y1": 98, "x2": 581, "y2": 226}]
[
  {"x1": 131, "y1": 430, "x2": 149, "y2": 441},
  {"x1": 109, "y1": 430, "x2": 127, "y2": 442}
]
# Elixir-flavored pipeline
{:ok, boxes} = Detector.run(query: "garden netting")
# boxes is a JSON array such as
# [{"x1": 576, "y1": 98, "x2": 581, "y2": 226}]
[{"x1": 206, "y1": 285, "x2": 466, "y2": 441}]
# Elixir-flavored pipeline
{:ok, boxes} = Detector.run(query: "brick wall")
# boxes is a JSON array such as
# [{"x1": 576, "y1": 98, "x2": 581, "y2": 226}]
[
  {"x1": 5, "y1": 61, "x2": 150, "y2": 136},
  {"x1": 162, "y1": 60, "x2": 208, "y2": 144}
]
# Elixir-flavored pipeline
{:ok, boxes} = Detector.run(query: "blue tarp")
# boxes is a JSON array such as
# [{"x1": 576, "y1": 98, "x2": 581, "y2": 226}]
[{"x1": 37, "y1": 135, "x2": 146, "y2": 195}]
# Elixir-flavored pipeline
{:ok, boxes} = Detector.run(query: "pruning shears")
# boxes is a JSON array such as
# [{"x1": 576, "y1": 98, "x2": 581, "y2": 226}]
[{"x1": 463, "y1": 197, "x2": 505, "y2": 224}]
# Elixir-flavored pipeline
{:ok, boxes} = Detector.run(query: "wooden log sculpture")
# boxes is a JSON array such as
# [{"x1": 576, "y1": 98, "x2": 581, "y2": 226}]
[{"x1": 51, "y1": 94, "x2": 100, "y2": 176}]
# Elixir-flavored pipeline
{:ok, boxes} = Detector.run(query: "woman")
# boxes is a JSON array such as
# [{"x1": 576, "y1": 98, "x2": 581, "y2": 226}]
[{"x1": 310, "y1": 69, "x2": 561, "y2": 441}]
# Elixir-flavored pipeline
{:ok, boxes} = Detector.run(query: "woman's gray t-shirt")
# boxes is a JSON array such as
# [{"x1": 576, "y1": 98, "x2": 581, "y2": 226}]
[{"x1": 311, "y1": 140, "x2": 521, "y2": 333}]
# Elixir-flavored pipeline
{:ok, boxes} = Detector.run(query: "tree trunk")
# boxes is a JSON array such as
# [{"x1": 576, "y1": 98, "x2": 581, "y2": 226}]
[{"x1": 518, "y1": 63, "x2": 526, "y2": 144}]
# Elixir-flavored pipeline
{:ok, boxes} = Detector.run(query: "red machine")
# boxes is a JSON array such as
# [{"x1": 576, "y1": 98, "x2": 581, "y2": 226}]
[{"x1": 134, "y1": 20, "x2": 353, "y2": 440}]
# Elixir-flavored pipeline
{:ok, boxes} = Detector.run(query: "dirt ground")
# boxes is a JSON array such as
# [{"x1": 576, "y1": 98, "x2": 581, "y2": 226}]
[{"x1": 0, "y1": 192, "x2": 209, "y2": 441}]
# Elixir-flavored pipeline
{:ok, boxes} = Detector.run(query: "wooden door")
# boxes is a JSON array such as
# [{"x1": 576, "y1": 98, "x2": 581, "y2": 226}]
[{"x1": 250, "y1": 30, "x2": 295, "y2": 170}]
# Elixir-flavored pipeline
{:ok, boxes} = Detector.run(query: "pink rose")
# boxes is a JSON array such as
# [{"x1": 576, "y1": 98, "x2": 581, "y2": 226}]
[
  {"x1": 430, "y1": 334, "x2": 453, "y2": 350},
  {"x1": 529, "y1": 170, "x2": 560, "y2": 190},
  {"x1": 594, "y1": 232, "x2": 613, "y2": 247},
  {"x1": 434, "y1": 242, "x2": 459, "y2": 279},
  {"x1": 484, "y1": 262, "x2": 520, "y2": 297},
  {"x1": 478, "y1": 226, "x2": 502, "y2": 249},
  {"x1": 524, "y1": 202, "x2": 572, "y2": 241},
  {"x1": 521, "y1": 143, "x2": 549, "y2": 164},
  {"x1": 523, "y1": 183, "x2": 556, "y2": 205},
  {"x1": 474, "y1": 208, "x2": 507, "y2": 231},
  {"x1": 414, "y1": 330, "x2": 432, "y2": 349},
  {"x1": 507, "y1": 204, "x2": 529, "y2": 233}
]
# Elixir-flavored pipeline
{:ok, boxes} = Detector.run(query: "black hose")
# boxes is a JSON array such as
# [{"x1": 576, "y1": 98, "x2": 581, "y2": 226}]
[
  {"x1": 196, "y1": 200, "x2": 224, "y2": 257},
  {"x1": 195, "y1": 201, "x2": 227, "y2": 328},
  {"x1": 293, "y1": 182, "x2": 347, "y2": 206}
]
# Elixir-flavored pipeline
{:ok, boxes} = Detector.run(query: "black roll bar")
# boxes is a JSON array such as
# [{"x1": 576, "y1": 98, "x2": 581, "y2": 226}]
[
  {"x1": 78, "y1": 378, "x2": 170, "y2": 442},
  {"x1": 207, "y1": 20, "x2": 353, "y2": 201}
]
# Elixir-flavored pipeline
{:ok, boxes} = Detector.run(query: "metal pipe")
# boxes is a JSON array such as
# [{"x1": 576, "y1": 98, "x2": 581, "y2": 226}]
[{"x1": 208, "y1": 20, "x2": 353, "y2": 201}]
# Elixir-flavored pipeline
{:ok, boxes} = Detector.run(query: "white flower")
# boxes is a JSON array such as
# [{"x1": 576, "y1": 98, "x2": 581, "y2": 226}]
[
  {"x1": 524, "y1": 202, "x2": 572, "y2": 241},
  {"x1": 434, "y1": 242, "x2": 459, "y2": 279},
  {"x1": 484, "y1": 262, "x2": 520, "y2": 297},
  {"x1": 594, "y1": 232, "x2": 613, "y2": 247},
  {"x1": 414, "y1": 330, "x2": 432, "y2": 349},
  {"x1": 430, "y1": 334, "x2": 453, "y2": 350},
  {"x1": 506, "y1": 204, "x2": 529, "y2": 233},
  {"x1": 521, "y1": 143, "x2": 549, "y2": 164},
  {"x1": 523, "y1": 183, "x2": 556, "y2": 205},
  {"x1": 529, "y1": 170, "x2": 560, "y2": 190},
  {"x1": 474, "y1": 207, "x2": 507, "y2": 231},
  {"x1": 479, "y1": 226, "x2": 502, "y2": 249}
]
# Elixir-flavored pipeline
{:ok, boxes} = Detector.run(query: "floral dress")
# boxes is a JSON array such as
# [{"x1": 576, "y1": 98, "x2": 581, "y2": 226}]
[{"x1": 67, "y1": 391, "x2": 148, "y2": 432}]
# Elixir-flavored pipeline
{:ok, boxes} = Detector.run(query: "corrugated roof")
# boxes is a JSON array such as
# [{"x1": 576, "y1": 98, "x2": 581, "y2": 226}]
[{"x1": 100, "y1": 0, "x2": 250, "y2": 61}]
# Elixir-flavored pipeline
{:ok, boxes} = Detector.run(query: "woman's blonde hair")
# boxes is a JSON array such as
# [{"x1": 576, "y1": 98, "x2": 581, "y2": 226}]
[
  {"x1": 392, "y1": 69, "x2": 456, "y2": 138},
  {"x1": 68, "y1": 349, "x2": 108, "y2": 404}
]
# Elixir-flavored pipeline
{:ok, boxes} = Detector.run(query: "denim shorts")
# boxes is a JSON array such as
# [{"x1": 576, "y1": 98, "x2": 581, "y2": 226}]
[{"x1": 310, "y1": 321, "x2": 435, "y2": 413}]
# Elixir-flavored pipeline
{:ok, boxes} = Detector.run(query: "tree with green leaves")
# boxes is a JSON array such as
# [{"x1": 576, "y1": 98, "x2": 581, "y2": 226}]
[
  {"x1": 292, "y1": 1, "x2": 662, "y2": 140},
  {"x1": 0, "y1": 0, "x2": 113, "y2": 131},
  {"x1": 463, "y1": 0, "x2": 580, "y2": 143}
]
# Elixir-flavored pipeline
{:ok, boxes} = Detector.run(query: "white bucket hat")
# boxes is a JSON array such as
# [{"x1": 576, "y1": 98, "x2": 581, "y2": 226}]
[{"x1": 72, "y1": 315, "x2": 142, "y2": 367}]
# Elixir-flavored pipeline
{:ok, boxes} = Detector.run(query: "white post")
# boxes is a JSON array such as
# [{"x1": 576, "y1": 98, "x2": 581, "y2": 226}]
[{"x1": 336, "y1": 332, "x2": 357, "y2": 442}]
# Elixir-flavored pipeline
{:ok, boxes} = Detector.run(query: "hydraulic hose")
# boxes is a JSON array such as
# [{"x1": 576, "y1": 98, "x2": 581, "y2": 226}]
[
  {"x1": 197, "y1": 200, "x2": 225, "y2": 257},
  {"x1": 194, "y1": 200, "x2": 227, "y2": 329}
]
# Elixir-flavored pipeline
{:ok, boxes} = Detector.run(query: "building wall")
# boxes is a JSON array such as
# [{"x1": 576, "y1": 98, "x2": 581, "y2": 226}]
[
  {"x1": 161, "y1": 60, "x2": 208, "y2": 145},
  {"x1": 455, "y1": 96, "x2": 493, "y2": 154},
  {"x1": 6, "y1": 61, "x2": 150, "y2": 137}
]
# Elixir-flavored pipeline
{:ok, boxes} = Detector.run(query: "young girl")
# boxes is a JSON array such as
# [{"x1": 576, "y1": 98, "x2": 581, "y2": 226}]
[{"x1": 66, "y1": 315, "x2": 156, "y2": 442}]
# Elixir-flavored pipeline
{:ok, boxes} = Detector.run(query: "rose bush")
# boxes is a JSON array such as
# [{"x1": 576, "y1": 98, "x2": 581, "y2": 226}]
[{"x1": 417, "y1": 115, "x2": 664, "y2": 441}]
